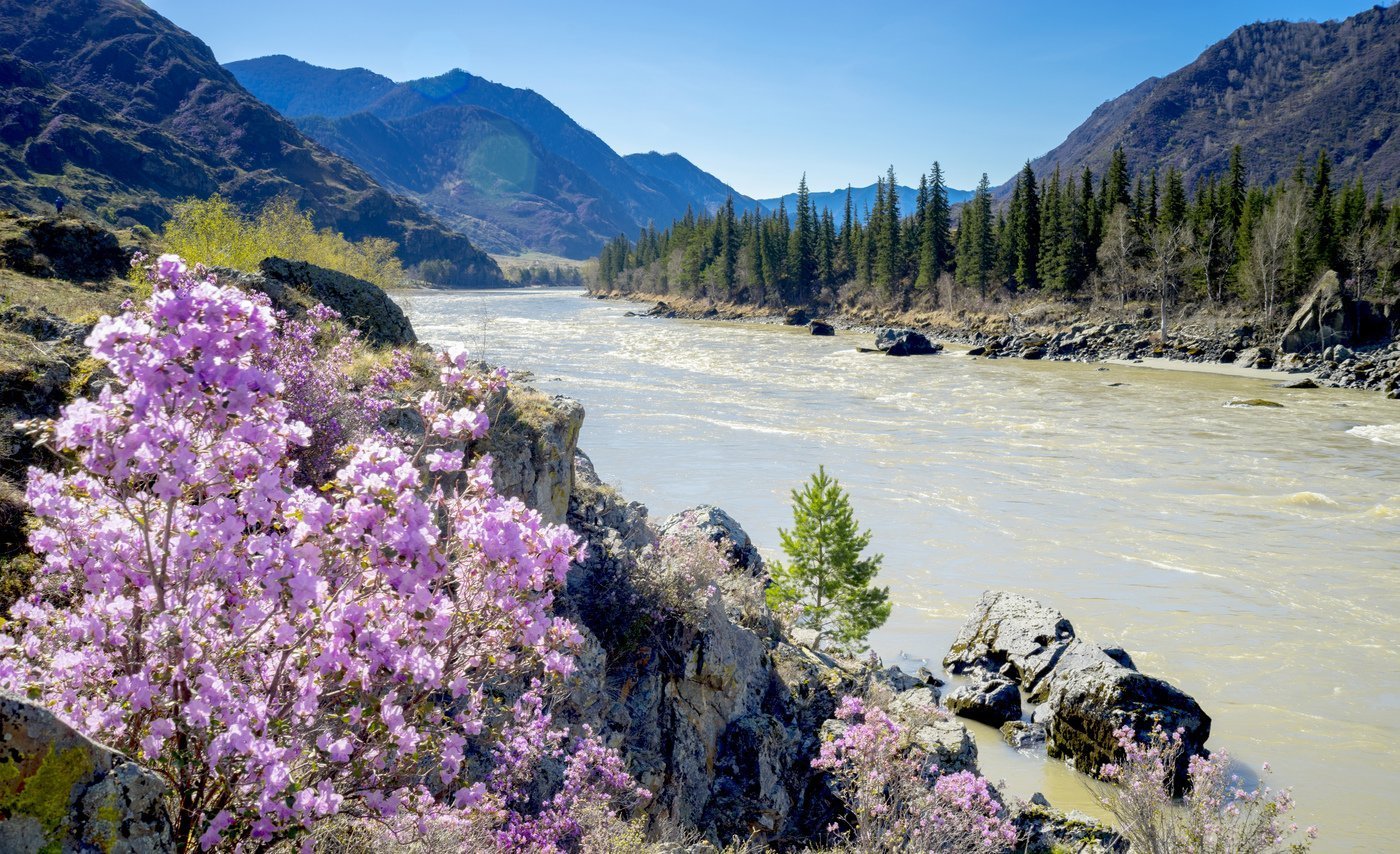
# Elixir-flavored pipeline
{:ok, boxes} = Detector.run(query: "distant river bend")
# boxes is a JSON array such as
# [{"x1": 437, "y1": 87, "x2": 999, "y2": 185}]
[{"x1": 397, "y1": 288, "x2": 1400, "y2": 852}]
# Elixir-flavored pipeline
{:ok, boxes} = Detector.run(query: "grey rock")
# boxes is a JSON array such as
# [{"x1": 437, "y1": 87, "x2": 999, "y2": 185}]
[
  {"x1": 0, "y1": 691, "x2": 174, "y2": 853},
  {"x1": 1021, "y1": 346, "x2": 1047, "y2": 360},
  {"x1": 946, "y1": 678, "x2": 1022, "y2": 726},
  {"x1": 1001, "y1": 720, "x2": 1048, "y2": 750},
  {"x1": 486, "y1": 394, "x2": 584, "y2": 525},
  {"x1": 911, "y1": 718, "x2": 978, "y2": 773},
  {"x1": 1278, "y1": 377, "x2": 1319, "y2": 389},
  {"x1": 258, "y1": 256, "x2": 416, "y2": 346},
  {"x1": 1100, "y1": 646, "x2": 1137, "y2": 670},
  {"x1": 874, "y1": 327, "x2": 941, "y2": 356},
  {"x1": 889, "y1": 686, "x2": 941, "y2": 717},
  {"x1": 944, "y1": 591, "x2": 1210, "y2": 789},
  {"x1": 658, "y1": 504, "x2": 765, "y2": 578},
  {"x1": 1281, "y1": 270, "x2": 1391, "y2": 354},
  {"x1": 943, "y1": 591, "x2": 1077, "y2": 699},
  {"x1": 1235, "y1": 346, "x2": 1274, "y2": 370},
  {"x1": 1009, "y1": 800, "x2": 1126, "y2": 854}
]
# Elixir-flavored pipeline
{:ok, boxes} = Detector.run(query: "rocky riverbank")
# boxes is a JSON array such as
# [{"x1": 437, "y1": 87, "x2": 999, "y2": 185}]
[{"x1": 593, "y1": 281, "x2": 1400, "y2": 399}]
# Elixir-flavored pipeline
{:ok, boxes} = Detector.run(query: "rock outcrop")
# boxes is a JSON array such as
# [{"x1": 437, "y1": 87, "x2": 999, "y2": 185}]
[
  {"x1": 0, "y1": 214, "x2": 128, "y2": 281},
  {"x1": 945, "y1": 591, "x2": 1210, "y2": 787},
  {"x1": 215, "y1": 257, "x2": 416, "y2": 346},
  {"x1": 0, "y1": 692, "x2": 173, "y2": 853},
  {"x1": 1281, "y1": 270, "x2": 1392, "y2": 354},
  {"x1": 483, "y1": 391, "x2": 585, "y2": 526}
]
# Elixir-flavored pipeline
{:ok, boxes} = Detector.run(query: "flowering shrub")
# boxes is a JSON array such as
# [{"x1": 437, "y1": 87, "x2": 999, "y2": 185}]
[
  {"x1": 0, "y1": 255, "x2": 642, "y2": 851},
  {"x1": 634, "y1": 529, "x2": 755, "y2": 627},
  {"x1": 813, "y1": 696, "x2": 1018, "y2": 852},
  {"x1": 1099, "y1": 724, "x2": 1317, "y2": 854}
]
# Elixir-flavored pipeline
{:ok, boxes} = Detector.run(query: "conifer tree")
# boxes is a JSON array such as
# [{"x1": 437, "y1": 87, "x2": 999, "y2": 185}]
[
  {"x1": 1013, "y1": 161, "x2": 1040, "y2": 288},
  {"x1": 766, "y1": 467, "x2": 890, "y2": 654},
  {"x1": 1106, "y1": 147, "x2": 1131, "y2": 213},
  {"x1": 839, "y1": 186, "x2": 856, "y2": 276},
  {"x1": 789, "y1": 175, "x2": 817, "y2": 298},
  {"x1": 927, "y1": 163, "x2": 952, "y2": 277}
]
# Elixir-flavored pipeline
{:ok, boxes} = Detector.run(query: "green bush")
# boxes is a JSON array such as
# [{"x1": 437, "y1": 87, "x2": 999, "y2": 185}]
[{"x1": 161, "y1": 196, "x2": 405, "y2": 289}]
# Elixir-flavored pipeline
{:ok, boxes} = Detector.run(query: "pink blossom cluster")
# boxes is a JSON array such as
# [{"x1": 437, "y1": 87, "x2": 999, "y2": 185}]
[
  {"x1": 813, "y1": 696, "x2": 1018, "y2": 852},
  {"x1": 0, "y1": 256, "x2": 640, "y2": 851},
  {"x1": 1100, "y1": 724, "x2": 1317, "y2": 853}
]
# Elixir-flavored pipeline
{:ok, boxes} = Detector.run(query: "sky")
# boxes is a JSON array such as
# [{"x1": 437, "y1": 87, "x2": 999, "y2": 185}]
[{"x1": 148, "y1": 0, "x2": 1383, "y2": 198}]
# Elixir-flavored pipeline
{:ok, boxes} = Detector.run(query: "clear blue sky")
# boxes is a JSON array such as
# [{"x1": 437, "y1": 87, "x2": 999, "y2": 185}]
[{"x1": 149, "y1": 0, "x2": 1382, "y2": 197}]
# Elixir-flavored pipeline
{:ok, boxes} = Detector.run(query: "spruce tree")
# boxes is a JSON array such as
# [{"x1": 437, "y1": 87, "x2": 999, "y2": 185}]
[
  {"x1": 927, "y1": 163, "x2": 952, "y2": 277},
  {"x1": 766, "y1": 467, "x2": 890, "y2": 654},
  {"x1": 1106, "y1": 147, "x2": 1131, "y2": 213},
  {"x1": 839, "y1": 186, "x2": 856, "y2": 277},
  {"x1": 1013, "y1": 161, "x2": 1040, "y2": 288}
]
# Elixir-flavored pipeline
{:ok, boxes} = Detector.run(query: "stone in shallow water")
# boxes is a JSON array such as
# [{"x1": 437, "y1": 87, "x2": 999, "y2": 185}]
[{"x1": 945, "y1": 678, "x2": 1023, "y2": 726}]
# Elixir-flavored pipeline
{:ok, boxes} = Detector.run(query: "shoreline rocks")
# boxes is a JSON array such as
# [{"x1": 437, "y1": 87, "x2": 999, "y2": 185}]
[{"x1": 596, "y1": 288, "x2": 1400, "y2": 398}]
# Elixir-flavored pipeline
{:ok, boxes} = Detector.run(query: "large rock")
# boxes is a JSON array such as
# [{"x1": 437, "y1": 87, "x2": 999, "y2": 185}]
[
  {"x1": 256, "y1": 256, "x2": 416, "y2": 346},
  {"x1": 874, "y1": 328, "x2": 941, "y2": 356},
  {"x1": 945, "y1": 678, "x2": 1022, "y2": 726},
  {"x1": 808, "y1": 320, "x2": 835, "y2": 336},
  {"x1": 0, "y1": 214, "x2": 128, "y2": 281},
  {"x1": 0, "y1": 692, "x2": 173, "y2": 853},
  {"x1": 1281, "y1": 270, "x2": 1391, "y2": 354},
  {"x1": 944, "y1": 591, "x2": 1210, "y2": 788},
  {"x1": 944, "y1": 591, "x2": 1077, "y2": 699},
  {"x1": 657, "y1": 505, "x2": 765, "y2": 578},
  {"x1": 485, "y1": 392, "x2": 584, "y2": 526}
]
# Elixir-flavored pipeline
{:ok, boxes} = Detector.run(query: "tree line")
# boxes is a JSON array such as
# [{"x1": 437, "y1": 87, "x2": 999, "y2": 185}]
[{"x1": 593, "y1": 148, "x2": 1400, "y2": 323}]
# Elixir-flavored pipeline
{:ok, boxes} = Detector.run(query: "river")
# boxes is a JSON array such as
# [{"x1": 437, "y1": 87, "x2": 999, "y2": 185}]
[{"x1": 398, "y1": 287, "x2": 1399, "y2": 850}]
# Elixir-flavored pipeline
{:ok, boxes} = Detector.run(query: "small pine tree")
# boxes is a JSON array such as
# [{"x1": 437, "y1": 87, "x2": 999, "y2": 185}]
[{"x1": 766, "y1": 467, "x2": 890, "y2": 654}]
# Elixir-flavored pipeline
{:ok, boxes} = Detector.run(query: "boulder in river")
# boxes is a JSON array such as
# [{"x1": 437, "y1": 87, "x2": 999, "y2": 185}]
[
  {"x1": 784, "y1": 307, "x2": 810, "y2": 326},
  {"x1": 1001, "y1": 720, "x2": 1048, "y2": 750},
  {"x1": 808, "y1": 319, "x2": 835, "y2": 336},
  {"x1": 944, "y1": 591, "x2": 1210, "y2": 790},
  {"x1": 945, "y1": 678, "x2": 1022, "y2": 726},
  {"x1": 875, "y1": 328, "x2": 941, "y2": 356}
]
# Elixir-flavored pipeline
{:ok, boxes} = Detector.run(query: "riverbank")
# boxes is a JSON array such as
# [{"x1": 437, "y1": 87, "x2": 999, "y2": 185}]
[{"x1": 589, "y1": 289, "x2": 1400, "y2": 399}]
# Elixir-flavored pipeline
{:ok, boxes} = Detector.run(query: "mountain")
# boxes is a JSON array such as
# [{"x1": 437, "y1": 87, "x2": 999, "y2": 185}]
[
  {"x1": 230, "y1": 56, "x2": 752, "y2": 257},
  {"x1": 623, "y1": 152, "x2": 761, "y2": 215},
  {"x1": 294, "y1": 106, "x2": 639, "y2": 257},
  {"x1": 758, "y1": 182, "x2": 974, "y2": 222},
  {"x1": 0, "y1": 0, "x2": 501, "y2": 287},
  {"x1": 1012, "y1": 4, "x2": 1400, "y2": 194}
]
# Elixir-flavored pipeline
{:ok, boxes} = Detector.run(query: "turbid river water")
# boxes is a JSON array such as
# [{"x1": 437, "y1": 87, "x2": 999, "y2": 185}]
[{"x1": 398, "y1": 287, "x2": 1399, "y2": 851}]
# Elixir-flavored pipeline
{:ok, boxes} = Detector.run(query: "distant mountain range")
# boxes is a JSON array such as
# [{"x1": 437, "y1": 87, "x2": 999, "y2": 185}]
[
  {"x1": 1008, "y1": 3, "x2": 1400, "y2": 194},
  {"x1": 0, "y1": 0, "x2": 502, "y2": 286},
  {"x1": 228, "y1": 56, "x2": 758, "y2": 258},
  {"x1": 759, "y1": 183, "x2": 975, "y2": 222}
]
